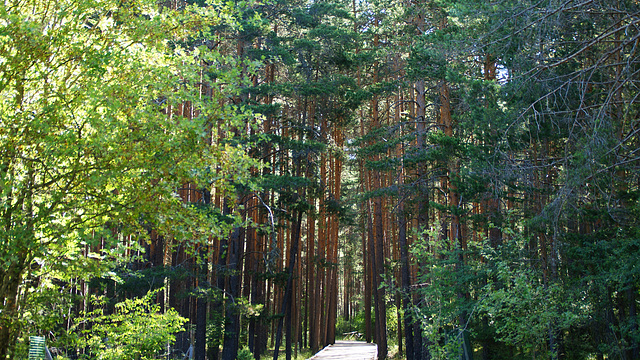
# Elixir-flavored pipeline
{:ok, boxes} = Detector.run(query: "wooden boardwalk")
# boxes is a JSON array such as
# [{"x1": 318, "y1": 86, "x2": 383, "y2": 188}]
[{"x1": 308, "y1": 340, "x2": 377, "y2": 360}]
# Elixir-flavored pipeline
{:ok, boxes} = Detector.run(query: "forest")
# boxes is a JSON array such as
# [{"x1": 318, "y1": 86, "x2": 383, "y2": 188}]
[{"x1": 1, "y1": 0, "x2": 639, "y2": 359}]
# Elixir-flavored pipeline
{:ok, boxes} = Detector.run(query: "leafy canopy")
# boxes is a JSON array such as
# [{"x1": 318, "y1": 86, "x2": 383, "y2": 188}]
[{"x1": 0, "y1": 0, "x2": 261, "y2": 355}]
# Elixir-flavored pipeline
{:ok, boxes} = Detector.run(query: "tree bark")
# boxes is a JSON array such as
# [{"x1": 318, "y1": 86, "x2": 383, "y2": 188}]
[
  {"x1": 273, "y1": 209, "x2": 304, "y2": 360},
  {"x1": 194, "y1": 189, "x2": 212, "y2": 360},
  {"x1": 398, "y1": 200, "x2": 414, "y2": 360},
  {"x1": 221, "y1": 225, "x2": 243, "y2": 360},
  {"x1": 0, "y1": 260, "x2": 26, "y2": 360}
]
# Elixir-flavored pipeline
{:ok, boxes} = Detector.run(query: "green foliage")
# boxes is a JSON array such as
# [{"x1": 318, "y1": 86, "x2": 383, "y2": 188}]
[
  {"x1": 409, "y1": 226, "x2": 479, "y2": 359},
  {"x1": 0, "y1": 0, "x2": 260, "y2": 355},
  {"x1": 206, "y1": 312, "x2": 224, "y2": 359},
  {"x1": 385, "y1": 304, "x2": 401, "y2": 342},
  {"x1": 74, "y1": 289, "x2": 187, "y2": 360},
  {"x1": 336, "y1": 310, "x2": 369, "y2": 339},
  {"x1": 478, "y1": 238, "x2": 583, "y2": 354},
  {"x1": 409, "y1": 220, "x2": 640, "y2": 359},
  {"x1": 19, "y1": 283, "x2": 79, "y2": 353},
  {"x1": 237, "y1": 346, "x2": 254, "y2": 360}
]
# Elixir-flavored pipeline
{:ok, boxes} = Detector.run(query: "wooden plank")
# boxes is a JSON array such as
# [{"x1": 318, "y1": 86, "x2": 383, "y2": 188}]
[{"x1": 308, "y1": 340, "x2": 377, "y2": 360}]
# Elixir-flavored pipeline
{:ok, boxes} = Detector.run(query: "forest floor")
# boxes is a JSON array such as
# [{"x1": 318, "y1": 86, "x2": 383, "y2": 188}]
[{"x1": 307, "y1": 340, "x2": 377, "y2": 359}]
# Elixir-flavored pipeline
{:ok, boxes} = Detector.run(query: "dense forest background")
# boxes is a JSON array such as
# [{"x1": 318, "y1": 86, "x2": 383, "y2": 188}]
[{"x1": 1, "y1": 0, "x2": 639, "y2": 359}]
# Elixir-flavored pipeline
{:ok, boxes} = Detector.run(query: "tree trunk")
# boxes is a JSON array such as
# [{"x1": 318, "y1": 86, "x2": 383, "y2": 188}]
[
  {"x1": 221, "y1": 225, "x2": 243, "y2": 360},
  {"x1": 372, "y1": 182, "x2": 388, "y2": 359},
  {"x1": 0, "y1": 260, "x2": 26, "y2": 360},
  {"x1": 273, "y1": 209, "x2": 304, "y2": 360},
  {"x1": 398, "y1": 202, "x2": 414, "y2": 360},
  {"x1": 194, "y1": 188, "x2": 212, "y2": 360}
]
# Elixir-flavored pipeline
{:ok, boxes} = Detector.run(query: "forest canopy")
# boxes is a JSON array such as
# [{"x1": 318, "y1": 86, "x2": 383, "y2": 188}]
[{"x1": 1, "y1": 0, "x2": 639, "y2": 359}]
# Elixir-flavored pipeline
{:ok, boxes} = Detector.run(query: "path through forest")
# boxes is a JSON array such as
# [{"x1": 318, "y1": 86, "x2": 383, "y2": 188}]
[{"x1": 307, "y1": 340, "x2": 377, "y2": 359}]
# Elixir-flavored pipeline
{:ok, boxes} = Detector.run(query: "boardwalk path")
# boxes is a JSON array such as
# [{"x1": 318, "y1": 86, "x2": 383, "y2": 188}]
[{"x1": 308, "y1": 340, "x2": 377, "y2": 360}]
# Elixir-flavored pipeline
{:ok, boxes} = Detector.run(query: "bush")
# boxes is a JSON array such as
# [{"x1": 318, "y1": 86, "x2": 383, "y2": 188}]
[
  {"x1": 237, "y1": 346, "x2": 254, "y2": 360},
  {"x1": 74, "y1": 289, "x2": 187, "y2": 360}
]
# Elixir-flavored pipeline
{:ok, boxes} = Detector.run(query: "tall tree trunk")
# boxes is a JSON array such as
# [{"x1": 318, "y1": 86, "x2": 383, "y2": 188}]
[
  {"x1": 194, "y1": 189, "x2": 212, "y2": 360},
  {"x1": 273, "y1": 209, "x2": 304, "y2": 360},
  {"x1": 372, "y1": 173, "x2": 388, "y2": 359},
  {"x1": 414, "y1": 76, "x2": 429, "y2": 360},
  {"x1": 360, "y1": 129, "x2": 373, "y2": 345},
  {"x1": 398, "y1": 196, "x2": 414, "y2": 360},
  {"x1": 363, "y1": 194, "x2": 373, "y2": 343},
  {"x1": 366, "y1": 195, "x2": 375, "y2": 344},
  {"x1": 221, "y1": 223, "x2": 243, "y2": 360},
  {"x1": 308, "y1": 207, "x2": 319, "y2": 352},
  {"x1": 305, "y1": 206, "x2": 315, "y2": 350}
]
